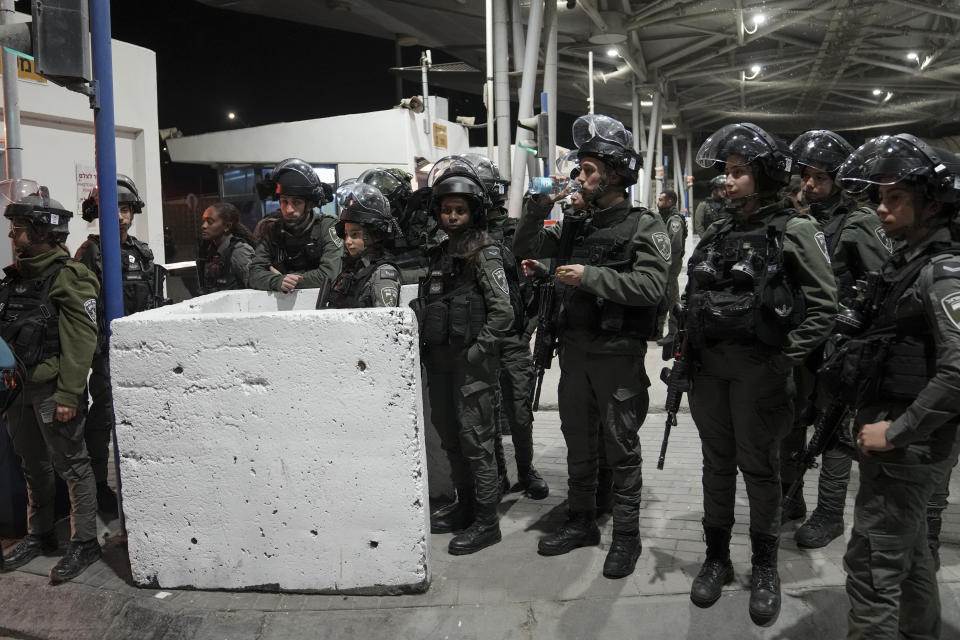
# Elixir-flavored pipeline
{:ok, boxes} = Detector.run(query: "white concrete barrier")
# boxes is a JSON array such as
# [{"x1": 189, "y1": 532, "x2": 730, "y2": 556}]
[{"x1": 110, "y1": 288, "x2": 429, "y2": 594}]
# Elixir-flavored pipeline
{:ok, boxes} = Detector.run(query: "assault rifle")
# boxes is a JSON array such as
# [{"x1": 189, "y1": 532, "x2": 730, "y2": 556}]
[
  {"x1": 783, "y1": 398, "x2": 855, "y2": 507},
  {"x1": 149, "y1": 264, "x2": 172, "y2": 308},
  {"x1": 315, "y1": 277, "x2": 333, "y2": 310},
  {"x1": 658, "y1": 317, "x2": 690, "y2": 470},
  {"x1": 530, "y1": 209, "x2": 588, "y2": 410}
]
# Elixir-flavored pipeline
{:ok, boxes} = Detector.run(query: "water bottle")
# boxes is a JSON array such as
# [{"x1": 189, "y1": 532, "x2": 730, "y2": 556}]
[{"x1": 527, "y1": 177, "x2": 580, "y2": 195}]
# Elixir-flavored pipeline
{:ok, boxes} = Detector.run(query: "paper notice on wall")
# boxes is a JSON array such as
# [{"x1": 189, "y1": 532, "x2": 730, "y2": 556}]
[{"x1": 76, "y1": 163, "x2": 98, "y2": 221}]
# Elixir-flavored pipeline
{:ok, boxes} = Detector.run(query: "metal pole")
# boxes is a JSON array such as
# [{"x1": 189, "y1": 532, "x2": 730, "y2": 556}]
[
  {"x1": 672, "y1": 134, "x2": 684, "y2": 208},
  {"x1": 544, "y1": 0, "x2": 557, "y2": 171},
  {"x1": 0, "y1": 0, "x2": 21, "y2": 179},
  {"x1": 685, "y1": 134, "x2": 694, "y2": 216},
  {"x1": 656, "y1": 117, "x2": 664, "y2": 208},
  {"x1": 485, "y1": 0, "x2": 494, "y2": 161},
  {"x1": 642, "y1": 90, "x2": 660, "y2": 207},
  {"x1": 588, "y1": 51, "x2": 595, "y2": 114},
  {"x1": 421, "y1": 51, "x2": 431, "y2": 136},
  {"x1": 510, "y1": 0, "x2": 524, "y2": 73},
  {"x1": 494, "y1": 0, "x2": 511, "y2": 176},
  {"x1": 631, "y1": 78, "x2": 640, "y2": 205},
  {"x1": 507, "y1": 0, "x2": 544, "y2": 219},
  {"x1": 90, "y1": 0, "x2": 125, "y2": 533},
  {"x1": 394, "y1": 38, "x2": 403, "y2": 105}
]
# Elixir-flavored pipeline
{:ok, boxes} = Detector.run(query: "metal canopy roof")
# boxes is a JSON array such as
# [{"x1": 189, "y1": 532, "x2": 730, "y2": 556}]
[{"x1": 196, "y1": 0, "x2": 960, "y2": 140}]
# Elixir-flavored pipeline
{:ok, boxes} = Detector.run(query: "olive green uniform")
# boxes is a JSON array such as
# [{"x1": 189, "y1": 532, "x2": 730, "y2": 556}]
[
  {"x1": 417, "y1": 239, "x2": 514, "y2": 509},
  {"x1": 780, "y1": 195, "x2": 894, "y2": 511},
  {"x1": 197, "y1": 233, "x2": 255, "y2": 294},
  {"x1": 2, "y1": 248, "x2": 100, "y2": 542},
  {"x1": 694, "y1": 197, "x2": 726, "y2": 236},
  {"x1": 685, "y1": 201, "x2": 837, "y2": 537},
  {"x1": 328, "y1": 252, "x2": 401, "y2": 309},
  {"x1": 514, "y1": 196, "x2": 668, "y2": 534},
  {"x1": 835, "y1": 227, "x2": 960, "y2": 638},
  {"x1": 248, "y1": 213, "x2": 342, "y2": 291},
  {"x1": 656, "y1": 204, "x2": 687, "y2": 338}
]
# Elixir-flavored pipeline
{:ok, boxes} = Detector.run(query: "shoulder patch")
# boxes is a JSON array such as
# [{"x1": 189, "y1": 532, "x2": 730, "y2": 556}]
[
  {"x1": 874, "y1": 226, "x2": 894, "y2": 254},
  {"x1": 83, "y1": 298, "x2": 97, "y2": 324},
  {"x1": 942, "y1": 291, "x2": 960, "y2": 330},
  {"x1": 933, "y1": 261, "x2": 960, "y2": 281},
  {"x1": 651, "y1": 232, "x2": 671, "y2": 262},
  {"x1": 377, "y1": 264, "x2": 399, "y2": 280},
  {"x1": 492, "y1": 267, "x2": 509, "y2": 295},
  {"x1": 328, "y1": 227, "x2": 343, "y2": 248},
  {"x1": 380, "y1": 285, "x2": 399, "y2": 307},
  {"x1": 669, "y1": 218, "x2": 682, "y2": 235},
  {"x1": 814, "y1": 231, "x2": 831, "y2": 263},
  {"x1": 483, "y1": 246, "x2": 501, "y2": 260}
]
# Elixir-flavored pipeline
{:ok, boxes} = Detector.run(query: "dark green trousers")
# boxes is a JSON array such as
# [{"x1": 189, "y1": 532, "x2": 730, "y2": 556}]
[
  {"x1": 557, "y1": 344, "x2": 648, "y2": 534},
  {"x1": 689, "y1": 342, "x2": 794, "y2": 536},
  {"x1": 6, "y1": 381, "x2": 97, "y2": 542},
  {"x1": 656, "y1": 265, "x2": 683, "y2": 338},
  {"x1": 424, "y1": 346, "x2": 501, "y2": 507},
  {"x1": 84, "y1": 352, "x2": 114, "y2": 484},
  {"x1": 496, "y1": 332, "x2": 535, "y2": 472}
]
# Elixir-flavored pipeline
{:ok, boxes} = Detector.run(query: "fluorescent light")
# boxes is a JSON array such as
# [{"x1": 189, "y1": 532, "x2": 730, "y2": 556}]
[
  {"x1": 753, "y1": 13, "x2": 766, "y2": 26},
  {"x1": 750, "y1": 64, "x2": 761, "y2": 74},
  {"x1": 872, "y1": 88, "x2": 883, "y2": 96},
  {"x1": 662, "y1": 123, "x2": 677, "y2": 130},
  {"x1": 607, "y1": 47, "x2": 618, "y2": 57},
  {"x1": 883, "y1": 92, "x2": 893, "y2": 102},
  {"x1": 907, "y1": 51, "x2": 919, "y2": 60},
  {"x1": 640, "y1": 100, "x2": 653, "y2": 107}
]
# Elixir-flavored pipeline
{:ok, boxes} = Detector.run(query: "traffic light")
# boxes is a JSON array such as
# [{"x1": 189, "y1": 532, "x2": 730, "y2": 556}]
[
  {"x1": 517, "y1": 112, "x2": 549, "y2": 158},
  {"x1": 0, "y1": 0, "x2": 91, "y2": 88}
]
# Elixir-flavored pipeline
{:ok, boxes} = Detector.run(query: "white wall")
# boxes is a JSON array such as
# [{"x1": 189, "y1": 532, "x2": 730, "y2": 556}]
[{"x1": 4, "y1": 37, "x2": 162, "y2": 264}]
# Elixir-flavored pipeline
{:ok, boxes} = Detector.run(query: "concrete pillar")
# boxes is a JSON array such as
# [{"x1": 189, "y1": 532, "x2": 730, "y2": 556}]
[{"x1": 506, "y1": 0, "x2": 544, "y2": 219}]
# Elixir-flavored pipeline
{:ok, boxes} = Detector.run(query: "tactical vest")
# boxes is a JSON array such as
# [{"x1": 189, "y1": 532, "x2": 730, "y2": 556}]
[
  {"x1": 827, "y1": 242, "x2": 960, "y2": 408},
  {"x1": 198, "y1": 235, "x2": 250, "y2": 294},
  {"x1": 415, "y1": 249, "x2": 487, "y2": 348},
  {"x1": 329, "y1": 257, "x2": 399, "y2": 309},
  {"x1": 116, "y1": 237, "x2": 153, "y2": 315},
  {"x1": 0, "y1": 255, "x2": 68, "y2": 366},
  {"x1": 685, "y1": 209, "x2": 804, "y2": 349},
  {"x1": 272, "y1": 218, "x2": 328, "y2": 273},
  {"x1": 561, "y1": 207, "x2": 660, "y2": 338},
  {"x1": 701, "y1": 199, "x2": 728, "y2": 230}
]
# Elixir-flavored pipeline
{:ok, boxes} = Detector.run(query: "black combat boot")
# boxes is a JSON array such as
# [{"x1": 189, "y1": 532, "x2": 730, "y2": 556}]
[
  {"x1": 928, "y1": 514, "x2": 943, "y2": 572},
  {"x1": 1, "y1": 531, "x2": 59, "y2": 571},
  {"x1": 795, "y1": 510, "x2": 844, "y2": 549},
  {"x1": 511, "y1": 466, "x2": 549, "y2": 500},
  {"x1": 690, "y1": 526, "x2": 735, "y2": 608},
  {"x1": 780, "y1": 482, "x2": 806, "y2": 524},
  {"x1": 596, "y1": 468, "x2": 614, "y2": 516},
  {"x1": 448, "y1": 503, "x2": 501, "y2": 555},
  {"x1": 603, "y1": 533, "x2": 642, "y2": 579},
  {"x1": 748, "y1": 532, "x2": 781, "y2": 626},
  {"x1": 430, "y1": 494, "x2": 475, "y2": 534},
  {"x1": 96, "y1": 480, "x2": 119, "y2": 515},
  {"x1": 538, "y1": 511, "x2": 601, "y2": 556},
  {"x1": 49, "y1": 540, "x2": 102, "y2": 584}
]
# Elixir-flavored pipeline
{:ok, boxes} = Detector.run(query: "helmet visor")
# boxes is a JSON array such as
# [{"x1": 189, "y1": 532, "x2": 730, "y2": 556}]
[
  {"x1": 789, "y1": 130, "x2": 854, "y2": 174},
  {"x1": 426, "y1": 156, "x2": 483, "y2": 188},
  {"x1": 336, "y1": 182, "x2": 390, "y2": 218},
  {"x1": 358, "y1": 169, "x2": 404, "y2": 199},
  {"x1": 0, "y1": 179, "x2": 42, "y2": 213},
  {"x1": 697, "y1": 123, "x2": 774, "y2": 169},
  {"x1": 836, "y1": 135, "x2": 945, "y2": 193},
  {"x1": 572, "y1": 114, "x2": 632, "y2": 150}
]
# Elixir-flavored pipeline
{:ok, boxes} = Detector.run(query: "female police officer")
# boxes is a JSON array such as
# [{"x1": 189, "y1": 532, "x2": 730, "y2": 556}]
[
  {"x1": 685, "y1": 123, "x2": 837, "y2": 625},
  {"x1": 833, "y1": 135, "x2": 960, "y2": 638},
  {"x1": 413, "y1": 156, "x2": 514, "y2": 555}
]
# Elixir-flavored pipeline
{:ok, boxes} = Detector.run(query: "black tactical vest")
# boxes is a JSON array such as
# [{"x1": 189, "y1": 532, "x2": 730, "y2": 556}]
[
  {"x1": 415, "y1": 247, "x2": 487, "y2": 348},
  {"x1": 559, "y1": 207, "x2": 660, "y2": 338},
  {"x1": 702, "y1": 199, "x2": 728, "y2": 230},
  {"x1": 0, "y1": 256, "x2": 68, "y2": 366},
  {"x1": 198, "y1": 235, "x2": 249, "y2": 294},
  {"x1": 329, "y1": 256, "x2": 399, "y2": 309},
  {"x1": 685, "y1": 208, "x2": 803, "y2": 348},
  {"x1": 114, "y1": 237, "x2": 153, "y2": 315},
  {"x1": 272, "y1": 218, "x2": 329, "y2": 273}
]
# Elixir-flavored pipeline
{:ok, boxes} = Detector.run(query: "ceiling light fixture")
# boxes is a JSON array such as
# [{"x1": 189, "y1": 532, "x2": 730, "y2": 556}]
[
  {"x1": 872, "y1": 88, "x2": 883, "y2": 96},
  {"x1": 743, "y1": 64, "x2": 762, "y2": 80},
  {"x1": 607, "y1": 47, "x2": 618, "y2": 57},
  {"x1": 883, "y1": 92, "x2": 893, "y2": 103},
  {"x1": 743, "y1": 13, "x2": 765, "y2": 35},
  {"x1": 661, "y1": 123, "x2": 677, "y2": 130},
  {"x1": 907, "y1": 51, "x2": 918, "y2": 61}
]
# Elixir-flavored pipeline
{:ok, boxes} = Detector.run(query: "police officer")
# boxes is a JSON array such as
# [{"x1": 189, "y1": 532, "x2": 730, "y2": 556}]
[
  {"x1": 693, "y1": 175, "x2": 727, "y2": 236},
  {"x1": 248, "y1": 158, "x2": 341, "y2": 292},
  {"x1": 414, "y1": 156, "x2": 514, "y2": 555},
  {"x1": 354, "y1": 167, "x2": 428, "y2": 285},
  {"x1": 461, "y1": 153, "x2": 548, "y2": 500},
  {"x1": 325, "y1": 181, "x2": 401, "y2": 308},
  {"x1": 197, "y1": 202, "x2": 255, "y2": 294},
  {"x1": 655, "y1": 190, "x2": 688, "y2": 346},
  {"x1": 832, "y1": 135, "x2": 960, "y2": 637},
  {"x1": 75, "y1": 174, "x2": 158, "y2": 514},
  {"x1": 780, "y1": 130, "x2": 894, "y2": 545},
  {"x1": 514, "y1": 114, "x2": 668, "y2": 579},
  {"x1": 0, "y1": 181, "x2": 102, "y2": 583},
  {"x1": 685, "y1": 123, "x2": 837, "y2": 625}
]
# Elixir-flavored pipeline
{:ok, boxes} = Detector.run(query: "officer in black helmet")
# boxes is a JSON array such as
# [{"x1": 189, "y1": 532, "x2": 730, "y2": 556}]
[
  {"x1": 248, "y1": 158, "x2": 341, "y2": 292},
  {"x1": 413, "y1": 156, "x2": 514, "y2": 555},
  {"x1": 75, "y1": 174, "x2": 157, "y2": 514},
  {"x1": 460, "y1": 153, "x2": 549, "y2": 501},
  {"x1": 832, "y1": 135, "x2": 960, "y2": 637},
  {"x1": 323, "y1": 181, "x2": 401, "y2": 308},
  {"x1": 0, "y1": 180, "x2": 102, "y2": 583},
  {"x1": 780, "y1": 130, "x2": 893, "y2": 544},
  {"x1": 684, "y1": 123, "x2": 837, "y2": 625},
  {"x1": 514, "y1": 114, "x2": 669, "y2": 580},
  {"x1": 694, "y1": 174, "x2": 728, "y2": 236}
]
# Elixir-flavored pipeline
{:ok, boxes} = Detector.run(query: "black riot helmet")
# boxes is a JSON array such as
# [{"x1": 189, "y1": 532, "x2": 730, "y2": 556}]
[
  {"x1": 80, "y1": 174, "x2": 145, "y2": 222},
  {"x1": 3, "y1": 179, "x2": 73, "y2": 244},
  {"x1": 569, "y1": 114, "x2": 642, "y2": 186},
  {"x1": 257, "y1": 158, "x2": 333, "y2": 205},
  {"x1": 709, "y1": 175, "x2": 727, "y2": 191},
  {"x1": 836, "y1": 133, "x2": 960, "y2": 205},
  {"x1": 458, "y1": 153, "x2": 509, "y2": 208},
  {"x1": 697, "y1": 123, "x2": 793, "y2": 186},
  {"x1": 789, "y1": 130, "x2": 855, "y2": 177},
  {"x1": 334, "y1": 181, "x2": 399, "y2": 241},
  {"x1": 356, "y1": 167, "x2": 413, "y2": 215},
  {"x1": 427, "y1": 155, "x2": 491, "y2": 227}
]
